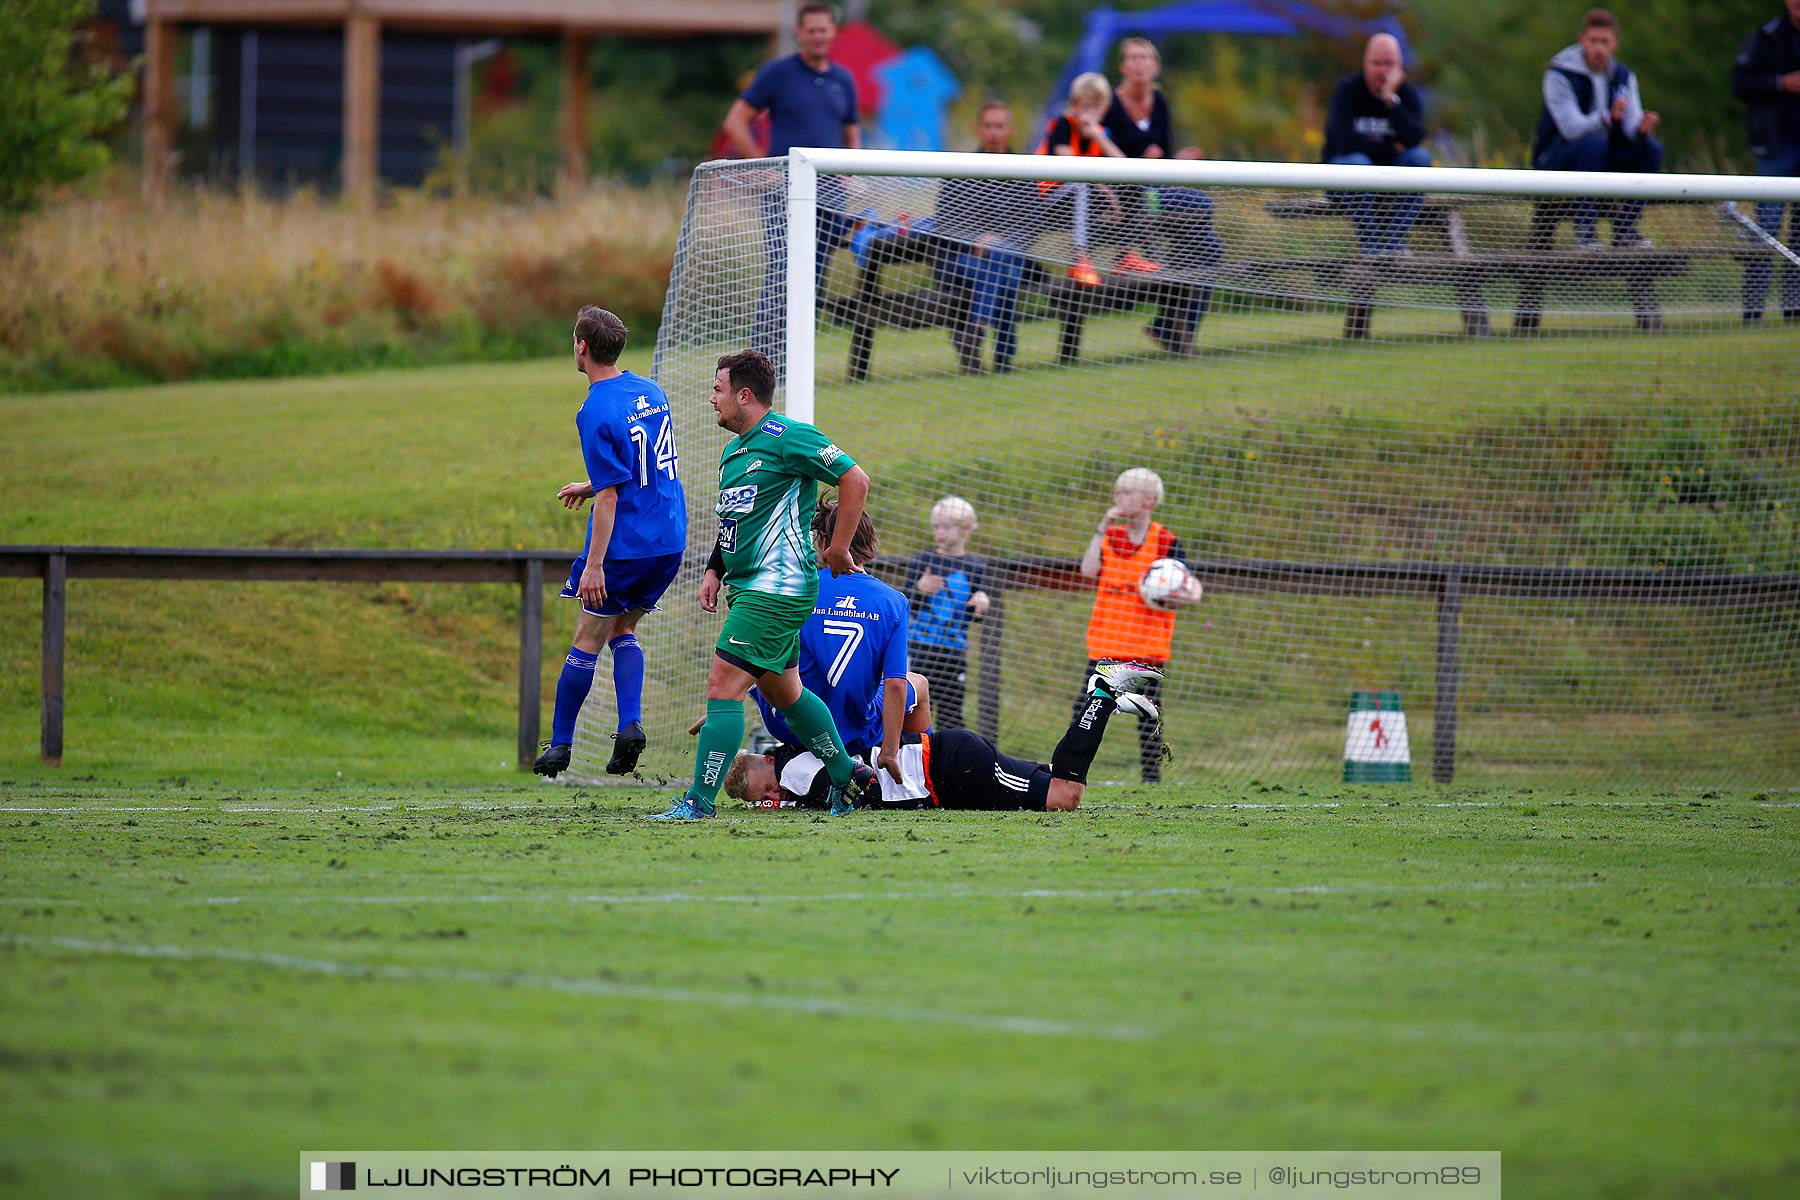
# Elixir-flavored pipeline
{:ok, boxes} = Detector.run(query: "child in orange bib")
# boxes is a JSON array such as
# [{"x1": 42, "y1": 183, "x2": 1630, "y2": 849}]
[{"x1": 1078, "y1": 467, "x2": 1202, "y2": 782}]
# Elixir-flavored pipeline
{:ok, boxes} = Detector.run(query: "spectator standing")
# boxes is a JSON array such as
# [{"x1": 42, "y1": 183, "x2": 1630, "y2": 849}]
[
  {"x1": 1322, "y1": 33, "x2": 1433, "y2": 256},
  {"x1": 722, "y1": 3, "x2": 861, "y2": 359},
  {"x1": 904, "y1": 496, "x2": 991, "y2": 730},
  {"x1": 1102, "y1": 37, "x2": 1201, "y2": 163},
  {"x1": 1733, "y1": 0, "x2": 1800, "y2": 321},
  {"x1": 1103, "y1": 36, "x2": 1222, "y2": 352},
  {"x1": 936, "y1": 102, "x2": 1036, "y2": 373},
  {"x1": 1530, "y1": 8, "x2": 1664, "y2": 250},
  {"x1": 1077, "y1": 468, "x2": 1202, "y2": 784}
]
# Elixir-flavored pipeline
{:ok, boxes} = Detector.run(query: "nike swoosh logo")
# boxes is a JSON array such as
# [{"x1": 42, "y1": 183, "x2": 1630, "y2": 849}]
[{"x1": 728, "y1": 637, "x2": 752, "y2": 646}]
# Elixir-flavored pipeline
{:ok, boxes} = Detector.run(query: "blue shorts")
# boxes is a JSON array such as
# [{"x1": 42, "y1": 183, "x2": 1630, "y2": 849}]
[{"x1": 561, "y1": 550, "x2": 683, "y2": 619}]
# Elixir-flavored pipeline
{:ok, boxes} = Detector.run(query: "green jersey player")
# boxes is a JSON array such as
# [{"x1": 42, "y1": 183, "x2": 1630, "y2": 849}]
[{"x1": 651, "y1": 349, "x2": 874, "y2": 820}]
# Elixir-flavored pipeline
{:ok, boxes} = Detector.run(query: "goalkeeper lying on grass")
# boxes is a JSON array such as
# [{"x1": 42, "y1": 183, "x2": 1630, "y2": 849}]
[{"x1": 721, "y1": 660, "x2": 1164, "y2": 812}]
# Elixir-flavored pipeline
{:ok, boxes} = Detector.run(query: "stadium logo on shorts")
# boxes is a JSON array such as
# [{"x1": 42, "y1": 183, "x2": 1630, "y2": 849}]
[{"x1": 310, "y1": 1162, "x2": 356, "y2": 1191}]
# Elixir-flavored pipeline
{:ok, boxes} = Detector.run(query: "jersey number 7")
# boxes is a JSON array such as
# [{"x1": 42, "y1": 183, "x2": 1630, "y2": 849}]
[{"x1": 821, "y1": 619, "x2": 865, "y2": 686}]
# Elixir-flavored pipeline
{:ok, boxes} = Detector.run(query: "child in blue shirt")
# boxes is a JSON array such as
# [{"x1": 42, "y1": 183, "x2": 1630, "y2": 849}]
[{"x1": 904, "y1": 497, "x2": 991, "y2": 730}]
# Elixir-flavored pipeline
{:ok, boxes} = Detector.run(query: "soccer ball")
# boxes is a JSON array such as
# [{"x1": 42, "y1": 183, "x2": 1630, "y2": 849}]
[{"x1": 1139, "y1": 558, "x2": 1198, "y2": 611}]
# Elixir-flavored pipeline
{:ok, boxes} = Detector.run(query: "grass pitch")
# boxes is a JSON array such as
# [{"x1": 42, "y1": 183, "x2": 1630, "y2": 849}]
[{"x1": 2, "y1": 782, "x2": 1795, "y2": 1199}]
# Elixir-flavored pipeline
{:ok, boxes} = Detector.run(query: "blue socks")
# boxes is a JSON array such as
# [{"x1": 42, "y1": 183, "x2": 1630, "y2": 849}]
[
  {"x1": 550, "y1": 635, "x2": 647, "y2": 747},
  {"x1": 609, "y1": 634, "x2": 644, "y2": 729},
  {"x1": 550, "y1": 646, "x2": 599, "y2": 746}
]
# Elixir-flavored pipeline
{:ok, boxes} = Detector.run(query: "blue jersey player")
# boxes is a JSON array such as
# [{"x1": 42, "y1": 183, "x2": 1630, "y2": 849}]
[
  {"x1": 533, "y1": 306, "x2": 687, "y2": 779},
  {"x1": 751, "y1": 500, "x2": 924, "y2": 782}
]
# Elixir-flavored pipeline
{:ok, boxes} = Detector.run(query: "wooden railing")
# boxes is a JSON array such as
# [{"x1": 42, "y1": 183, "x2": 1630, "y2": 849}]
[
  {"x1": 7, "y1": 546, "x2": 1798, "y2": 780},
  {"x1": 0, "y1": 546, "x2": 571, "y2": 769},
  {"x1": 871, "y1": 555, "x2": 1800, "y2": 783}
]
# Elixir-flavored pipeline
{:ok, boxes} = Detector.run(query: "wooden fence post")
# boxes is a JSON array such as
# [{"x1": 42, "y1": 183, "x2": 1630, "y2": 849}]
[
  {"x1": 343, "y1": 8, "x2": 380, "y2": 205},
  {"x1": 976, "y1": 589, "x2": 1004, "y2": 744},
  {"x1": 558, "y1": 34, "x2": 589, "y2": 194},
  {"x1": 518, "y1": 557, "x2": 544, "y2": 769},
  {"x1": 41, "y1": 552, "x2": 66, "y2": 766},
  {"x1": 1433, "y1": 567, "x2": 1462, "y2": 783},
  {"x1": 142, "y1": 15, "x2": 179, "y2": 205}
]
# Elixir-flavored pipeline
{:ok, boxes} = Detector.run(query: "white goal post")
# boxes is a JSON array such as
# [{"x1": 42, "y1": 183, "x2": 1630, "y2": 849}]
[{"x1": 576, "y1": 149, "x2": 1800, "y2": 791}]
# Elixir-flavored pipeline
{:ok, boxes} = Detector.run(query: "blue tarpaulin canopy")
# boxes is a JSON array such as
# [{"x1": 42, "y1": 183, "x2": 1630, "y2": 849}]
[{"x1": 1045, "y1": 1, "x2": 1412, "y2": 126}]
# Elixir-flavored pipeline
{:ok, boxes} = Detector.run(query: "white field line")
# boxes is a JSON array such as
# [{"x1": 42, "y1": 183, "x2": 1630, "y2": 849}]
[
  {"x1": 3, "y1": 800, "x2": 1794, "y2": 815},
  {"x1": 3, "y1": 935, "x2": 1148, "y2": 1042},
  {"x1": 6, "y1": 935, "x2": 1789, "y2": 1054},
  {"x1": 0, "y1": 880, "x2": 1621, "y2": 908},
  {"x1": 1190, "y1": 1012, "x2": 1800, "y2": 1052}
]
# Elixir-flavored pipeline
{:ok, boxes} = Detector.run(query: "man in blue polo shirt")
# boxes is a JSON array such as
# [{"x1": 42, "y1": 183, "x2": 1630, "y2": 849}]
[
  {"x1": 721, "y1": 3, "x2": 861, "y2": 359},
  {"x1": 532, "y1": 306, "x2": 687, "y2": 780}
]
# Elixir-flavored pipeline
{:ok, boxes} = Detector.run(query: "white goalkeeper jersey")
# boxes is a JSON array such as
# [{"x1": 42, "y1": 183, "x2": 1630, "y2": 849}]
[{"x1": 776, "y1": 737, "x2": 931, "y2": 806}]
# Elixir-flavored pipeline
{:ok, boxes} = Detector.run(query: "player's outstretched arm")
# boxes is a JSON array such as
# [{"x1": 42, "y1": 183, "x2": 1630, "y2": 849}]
[
  {"x1": 557, "y1": 480, "x2": 595, "y2": 509},
  {"x1": 821, "y1": 466, "x2": 871, "y2": 576},
  {"x1": 879, "y1": 675, "x2": 909, "y2": 781}
]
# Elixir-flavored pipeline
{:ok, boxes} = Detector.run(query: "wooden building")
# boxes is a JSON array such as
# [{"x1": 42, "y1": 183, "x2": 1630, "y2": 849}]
[{"x1": 136, "y1": 0, "x2": 785, "y2": 201}]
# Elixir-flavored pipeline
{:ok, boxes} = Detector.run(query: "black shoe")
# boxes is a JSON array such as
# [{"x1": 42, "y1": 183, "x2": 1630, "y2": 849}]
[
  {"x1": 606, "y1": 721, "x2": 647, "y2": 775},
  {"x1": 851, "y1": 760, "x2": 879, "y2": 803},
  {"x1": 532, "y1": 741, "x2": 572, "y2": 778}
]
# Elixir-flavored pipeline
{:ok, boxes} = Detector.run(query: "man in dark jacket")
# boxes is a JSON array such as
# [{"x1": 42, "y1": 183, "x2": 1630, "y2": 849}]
[
  {"x1": 1323, "y1": 33, "x2": 1433, "y2": 255},
  {"x1": 1733, "y1": 0, "x2": 1800, "y2": 321},
  {"x1": 1531, "y1": 8, "x2": 1663, "y2": 249}
]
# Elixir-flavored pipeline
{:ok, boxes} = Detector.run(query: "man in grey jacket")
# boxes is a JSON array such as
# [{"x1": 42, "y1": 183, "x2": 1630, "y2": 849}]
[{"x1": 1530, "y1": 7, "x2": 1664, "y2": 249}]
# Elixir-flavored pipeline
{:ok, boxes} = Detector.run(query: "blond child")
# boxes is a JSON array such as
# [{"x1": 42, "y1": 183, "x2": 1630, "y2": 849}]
[
  {"x1": 906, "y1": 496, "x2": 992, "y2": 730},
  {"x1": 1035, "y1": 72, "x2": 1133, "y2": 286},
  {"x1": 1078, "y1": 468, "x2": 1201, "y2": 782}
]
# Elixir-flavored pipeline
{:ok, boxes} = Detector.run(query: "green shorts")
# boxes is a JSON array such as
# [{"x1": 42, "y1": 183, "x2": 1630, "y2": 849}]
[{"x1": 716, "y1": 587, "x2": 815, "y2": 676}]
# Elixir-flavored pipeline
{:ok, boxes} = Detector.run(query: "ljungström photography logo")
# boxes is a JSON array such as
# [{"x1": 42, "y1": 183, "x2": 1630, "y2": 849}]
[{"x1": 309, "y1": 1161, "x2": 355, "y2": 1191}]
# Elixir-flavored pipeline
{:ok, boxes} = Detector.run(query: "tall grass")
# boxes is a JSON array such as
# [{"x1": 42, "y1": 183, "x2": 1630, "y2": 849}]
[{"x1": 0, "y1": 175, "x2": 684, "y2": 392}]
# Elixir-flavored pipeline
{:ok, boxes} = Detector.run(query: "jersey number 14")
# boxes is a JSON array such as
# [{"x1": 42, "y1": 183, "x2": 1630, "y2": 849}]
[{"x1": 629, "y1": 417, "x2": 679, "y2": 486}]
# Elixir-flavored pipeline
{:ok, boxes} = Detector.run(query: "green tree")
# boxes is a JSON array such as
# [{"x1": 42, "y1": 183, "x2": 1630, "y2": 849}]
[{"x1": 0, "y1": 0, "x2": 134, "y2": 221}]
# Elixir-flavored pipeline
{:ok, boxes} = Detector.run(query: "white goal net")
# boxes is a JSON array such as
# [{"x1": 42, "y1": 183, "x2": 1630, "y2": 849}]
[{"x1": 570, "y1": 150, "x2": 1800, "y2": 791}]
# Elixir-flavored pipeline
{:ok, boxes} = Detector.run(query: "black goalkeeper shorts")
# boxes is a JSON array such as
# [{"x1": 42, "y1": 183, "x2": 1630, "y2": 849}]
[{"x1": 926, "y1": 728, "x2": 1051, "y2": 811}]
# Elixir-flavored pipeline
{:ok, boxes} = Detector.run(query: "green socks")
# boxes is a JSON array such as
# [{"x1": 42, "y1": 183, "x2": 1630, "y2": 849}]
[
  {"x1": 690, "y1": 698, "x2": 745, "y2": 808},
  {"x1": 778, "y1": 687, "x2": 854, "y2": 786}
]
